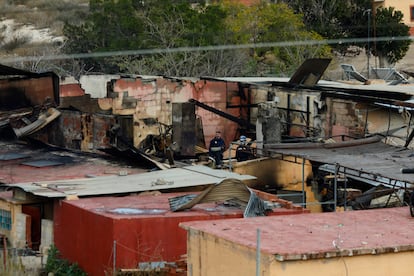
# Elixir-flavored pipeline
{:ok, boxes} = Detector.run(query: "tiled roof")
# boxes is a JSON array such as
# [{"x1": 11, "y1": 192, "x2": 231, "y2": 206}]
[{"x1": 181, "y1": 206, "x2": 414, "y2": 260}]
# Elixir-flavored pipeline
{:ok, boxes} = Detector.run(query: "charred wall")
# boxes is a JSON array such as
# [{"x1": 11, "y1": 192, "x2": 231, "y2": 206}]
[
  {"x1": 172, "y1": 102, "x2": 196, "y2": 157},
  {"x1": 0, "y1": 75, "x2": 59, "y2": 110},
  {"x1": 32, "y1": 110, "x2": 116, "y2": 151}
]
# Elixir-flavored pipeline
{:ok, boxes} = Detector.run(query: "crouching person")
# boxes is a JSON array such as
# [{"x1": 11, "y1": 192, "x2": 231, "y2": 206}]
[{"x1": 236, "y1": 135, "x2": 254, "y2": 162}]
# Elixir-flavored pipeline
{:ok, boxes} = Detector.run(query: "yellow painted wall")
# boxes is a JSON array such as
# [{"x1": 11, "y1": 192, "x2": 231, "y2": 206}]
[
  {"x1": 231, "y1": 157, "x2": 322, "y2": 213},
  {"x1": 187, "y1": 228, "x2": 268, "y2": 276},
  {"x1": 186, "y1": 228, "x2": 414, "y2": 276},
  {"x1": 268, "y1": 253, "x2": 414, "y2": 276},
  {"x1": 0, "y1": 200, "x2": 23, "y2": 247}
]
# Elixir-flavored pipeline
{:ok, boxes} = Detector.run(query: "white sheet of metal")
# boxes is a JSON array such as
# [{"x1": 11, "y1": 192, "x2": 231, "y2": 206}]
[{"x1": 7, "y1": 165, "x2": 256, "y2": 198}]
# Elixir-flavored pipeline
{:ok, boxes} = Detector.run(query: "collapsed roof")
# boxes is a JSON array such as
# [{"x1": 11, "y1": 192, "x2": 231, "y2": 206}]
[{"x1": 265, "y1": 135, "x2": 414, "y2": 189}]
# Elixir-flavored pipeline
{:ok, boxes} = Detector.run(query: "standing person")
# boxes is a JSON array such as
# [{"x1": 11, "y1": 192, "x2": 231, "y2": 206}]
[
  {"x1": 236, "y1": 135, "x2": 254, "y2": 162},
  {"x1": 209, "y1": 131, "x2": 226, "y2": 168}
]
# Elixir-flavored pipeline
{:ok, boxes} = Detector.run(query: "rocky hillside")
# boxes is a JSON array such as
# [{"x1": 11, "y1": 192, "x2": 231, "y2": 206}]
[{"x1": 0, "y1": 0, "x2": 88, "y2": 55}]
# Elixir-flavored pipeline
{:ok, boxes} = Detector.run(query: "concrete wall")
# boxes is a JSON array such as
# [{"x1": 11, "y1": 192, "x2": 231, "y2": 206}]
[
  {"x1": 59, "y1": 76, "x2": 255, "y2": 154},
  {"x1": 0, "y1": 196, "x2": 53, "y2": 251},
  {"x1": 40, "y1": 219, "x2": 54, "y2": 258},
  {"x1": 0, "y1": 200, "x2": 26, "y2": 247},
  {"x1": 0, "y1": 199, "x2": 27, "y2": 248},
  {"x1": 62, "y1": 75, "x2": 372, "y2": 154},
  {"x1": 186, "y1": 228, "x2": 414, "y2": 276},
  {"x1": 108, "y1": 77, "x2": 248, "y2": 149},
  {"x1": 80, "y1": 75, "x2": 120, "y2": 98},
  {"x1": 13, "y1": 213, "x2": 28, "y2": 248},
  {"x1": 272, "y1": 88, "x2": 321, "y2": 138},
  {"x1": 323, "y1": 98, "x2": 366, "y2": 141}
]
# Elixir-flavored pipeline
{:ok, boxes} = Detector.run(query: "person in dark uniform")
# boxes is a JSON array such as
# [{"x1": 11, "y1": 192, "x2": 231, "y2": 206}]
[
  {"x1": 209, "y1": 131, "x2": 226, "y2": 168},
  {"x1": 236, "y1": 135, "x2": 254, "y2": 162}
]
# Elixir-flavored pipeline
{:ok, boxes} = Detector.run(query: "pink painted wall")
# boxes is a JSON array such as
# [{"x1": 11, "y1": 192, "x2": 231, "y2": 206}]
[{"x1": 112, "y1": 77, "x2": 248, "y2": 148}]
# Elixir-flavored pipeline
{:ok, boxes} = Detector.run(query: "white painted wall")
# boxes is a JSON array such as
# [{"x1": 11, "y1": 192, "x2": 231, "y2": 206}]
[{"x1": 79, "y1": 75, "x2": 120, "y2": 98}]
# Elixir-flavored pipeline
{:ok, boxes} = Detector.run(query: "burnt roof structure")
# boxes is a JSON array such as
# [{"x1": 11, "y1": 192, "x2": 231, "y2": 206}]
[{"x1": 265, "y1": 135, "x2": 414, "y2": 189}]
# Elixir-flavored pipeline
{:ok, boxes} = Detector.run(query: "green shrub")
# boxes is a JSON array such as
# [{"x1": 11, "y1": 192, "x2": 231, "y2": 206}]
[{"x1": 44, "y1": 245, "x2": 86, "y2": 276}]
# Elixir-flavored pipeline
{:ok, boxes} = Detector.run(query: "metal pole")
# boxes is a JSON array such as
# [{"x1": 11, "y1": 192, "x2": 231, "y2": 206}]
[
  {"x1": 302, "y1": 158, "x2": 305, "y2": 207},
  {"x1": 334, "y1": 164, "x2": 339, "y2": 212},
  {"x1": 366, "y1": 9, "x2": 372, "y2": 79},
  {"x1": 344, "y1": 176, "x2": 347, "y2": 211},
  {"x1": 113, "y1": 240, "x2": 117, "y2": 275},
  {"x1": 256, "y1": 228, "x2": 261, "y2": 276},
  {"x1": 229, "y1": 142, "x2": 233, "y2": 172}
]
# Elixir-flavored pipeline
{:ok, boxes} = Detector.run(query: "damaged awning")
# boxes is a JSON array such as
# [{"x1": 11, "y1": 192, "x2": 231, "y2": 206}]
[
  {"x1": 168, "y1": 178, "x2": 268, "y2": 217},
  {"x1": 264, "y1": 135, "x2": 414, "y2": 189},
  {"x1": 13, "y1": 107, "x2": 61, "y2": 138}
]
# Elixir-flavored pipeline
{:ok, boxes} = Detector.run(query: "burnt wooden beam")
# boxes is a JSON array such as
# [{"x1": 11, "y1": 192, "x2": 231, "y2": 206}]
[{"x1": 189, "y1": 98, "x2": 256, "y2": 130}]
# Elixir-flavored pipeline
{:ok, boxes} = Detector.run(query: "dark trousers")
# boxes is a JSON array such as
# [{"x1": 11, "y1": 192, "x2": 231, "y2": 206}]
[{"x1": 209, "y1": 151, "x2": 223, "y2": 166}]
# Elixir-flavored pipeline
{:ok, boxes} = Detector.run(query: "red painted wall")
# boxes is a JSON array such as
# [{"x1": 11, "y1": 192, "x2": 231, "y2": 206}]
[
  {"x1": 22, "y1": 205, "x2": 41, "y2": 250},
  {"x1": 60, "y1": 83, "x2": 85, "y2": 97},
  {"x1": 55, "y1": 193, "x2": 299, "y2": 275},
  {"x1": 54, "y1": 201, "x2": 116, "y2": 276}
]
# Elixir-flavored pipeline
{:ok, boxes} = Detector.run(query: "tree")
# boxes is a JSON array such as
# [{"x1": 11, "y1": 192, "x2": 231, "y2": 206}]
[
  {"x1": 282, "y1": 0, "x2": 371, "y2": 54},
  {"x1": 63, "y1": 0, "x2": 146, "y2": 73},
  {"x1": 223, "y1": 1, "x2": 331, "y2": 76},
  {"x1": 372, "y1": 7, "x2": 411, "y2": 66},
  {"x1": 63, "y1": 0, "x2": 245, "y2": 76},
  {"x1": 118, "y1": 1, "x2": 249, "y2": 76},
  {"x1": 63, "y1": 0, "x2": 330, "y2": 77}
]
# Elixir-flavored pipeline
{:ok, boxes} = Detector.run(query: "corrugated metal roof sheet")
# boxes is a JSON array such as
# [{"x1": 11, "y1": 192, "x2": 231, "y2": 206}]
[
  {"x1": 5, "y1": 165, "x2": 256, "y2": 198},
  {"x1": 168, "y1": 178, "x2": 268, "y2": 217}
]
